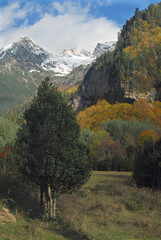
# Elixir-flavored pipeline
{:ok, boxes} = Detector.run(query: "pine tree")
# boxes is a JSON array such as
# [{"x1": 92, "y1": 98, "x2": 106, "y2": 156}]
[{"x1": 14, "y1": 77, "x2": 91, "y2": 220}]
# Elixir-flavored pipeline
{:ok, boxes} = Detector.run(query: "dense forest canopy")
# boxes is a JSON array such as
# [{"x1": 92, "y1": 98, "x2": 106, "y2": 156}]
[
  {"x1": 114, "y1": 3, "x2": 161, "y2": 93},
  {"x1": 78, "y1": 3, "x2": 161, "y2": 108}
]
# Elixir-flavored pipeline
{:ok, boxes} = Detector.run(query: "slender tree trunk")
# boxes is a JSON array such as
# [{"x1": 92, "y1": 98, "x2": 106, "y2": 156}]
[
  {"x1": 41, "y1": 182, "x2": 56, "y2": 220},
  {"x1": 47, "y1": 184, "x2": 54, "y2": 220},
  {"x1": 48, "y1": 184, "x2": 53, "y2": 219},
  {"x1": 53, "y1": 194, "x2": 57, "y2": 219}
]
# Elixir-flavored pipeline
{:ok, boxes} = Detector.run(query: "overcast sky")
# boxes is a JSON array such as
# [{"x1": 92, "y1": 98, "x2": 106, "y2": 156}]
[{"x1": 0, "y1": 0, "x2": 160, "y2": 54}]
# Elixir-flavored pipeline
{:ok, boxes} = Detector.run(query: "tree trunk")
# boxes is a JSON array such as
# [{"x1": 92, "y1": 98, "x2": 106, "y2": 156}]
[
  {"x1": 53, "y1": 194, "x2": 57, "y2": 219},
  {"x1": 41, "y1": 182, "x2": 57, "y2": 220},
  {"x1": 47, "y1": 184, "x2": 54, "y2": 220}
]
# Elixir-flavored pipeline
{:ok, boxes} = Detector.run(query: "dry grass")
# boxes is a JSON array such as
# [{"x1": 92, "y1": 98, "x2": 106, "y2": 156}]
[{"x1": 58, "y1": 171, "x2": 161, "y2": 240}]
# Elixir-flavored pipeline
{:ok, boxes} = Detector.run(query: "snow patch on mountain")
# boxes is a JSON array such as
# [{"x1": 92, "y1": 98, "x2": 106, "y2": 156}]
[
  {"x1": 29, "y1": 69, "x2": 40, "y2": 73},
  {"x1": 42, "y1": 48, "x2": 95, "y2": 76}
]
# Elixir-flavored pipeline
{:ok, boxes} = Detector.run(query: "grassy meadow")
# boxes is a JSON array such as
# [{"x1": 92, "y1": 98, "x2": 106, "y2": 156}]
[{"x1": 0, "y1": 171, "x2": 161, "y2": 240}]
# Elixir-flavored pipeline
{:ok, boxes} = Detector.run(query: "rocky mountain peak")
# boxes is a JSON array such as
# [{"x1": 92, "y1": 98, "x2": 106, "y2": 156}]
[
  {"x1": 93, "y1": 41, "x2": 116, "y2": 57},
  {"x1": 14, "y1": 37, "x2": 37, "y2": 51},
  {"x1": 0, "y1": 36, "x2": 51, "y2": 69},
  {"x1": 13, "y1": 36, "x2": 49, "y2": 56},
  {"x1": 61, "y1": 48, "x2": 92, "y2": 57},
  {"x1": 19, "y1": 36, "x2": 36, "y2": 43}
]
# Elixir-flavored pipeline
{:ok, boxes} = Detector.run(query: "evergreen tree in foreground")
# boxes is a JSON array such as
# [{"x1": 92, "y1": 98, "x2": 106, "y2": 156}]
[{"x1": 14, "y1": 77, "x2": 91, "y2": 220}]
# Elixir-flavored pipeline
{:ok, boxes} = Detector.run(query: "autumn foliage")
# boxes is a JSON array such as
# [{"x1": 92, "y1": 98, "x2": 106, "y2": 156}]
[
  {"x1": 77, "y1": 98, "x2": 161, "y2": 172},
  {"x1": 138, "y1": 129, "x2": 160, "y2": 144},
  {"x1": 77, "y1": 99, "x2": 161, "y2": 131}
]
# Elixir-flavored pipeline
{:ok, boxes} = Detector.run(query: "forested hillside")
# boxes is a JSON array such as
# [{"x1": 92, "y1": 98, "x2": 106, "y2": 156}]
[{"x1": 77, "y1": 3, "x2": 161, "y2": 109}]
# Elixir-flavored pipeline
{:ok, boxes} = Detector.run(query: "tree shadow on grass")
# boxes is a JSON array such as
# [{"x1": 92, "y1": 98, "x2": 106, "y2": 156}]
[
  {"x1": 55, "y1": 228, "x2": 91, "y2": 240},
  {"x1": 103, "y1": 173, "x2": 134, "y2": 186},
  {"x1": 0, "y1": 174, "x2": 40, "y2": 217},
  {"x1": 49, "y1": 216, "x2": 91, "y2": 240},
  {"x1": 95, "y1": 173, "x2": 134, "y2": 187}
]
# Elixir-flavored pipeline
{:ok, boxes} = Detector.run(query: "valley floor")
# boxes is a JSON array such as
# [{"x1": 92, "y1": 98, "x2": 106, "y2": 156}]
[{"x1": 0, "y1": 171, "x2": 161, "y2": 240}]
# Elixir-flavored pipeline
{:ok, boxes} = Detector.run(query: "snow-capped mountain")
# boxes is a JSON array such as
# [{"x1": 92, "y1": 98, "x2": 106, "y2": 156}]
[
  {"x1": 0, "y1": 36, "x2": 116, "y2": 116},
  {"x1": 0, "y1": 37, "x2": 95, "y2": 76},
  {"x1": 0, "y1": 36, "x2": 51, "y2": 68},
  {"x1": 93, "y1": 41, "x2": 116, "y2": 57},
  {"x1": 0, "y1": 37, "x2": 116, "y2": 77}
]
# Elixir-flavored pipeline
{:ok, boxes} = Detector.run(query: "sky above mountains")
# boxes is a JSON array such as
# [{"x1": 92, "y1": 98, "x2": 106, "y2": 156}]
[{"x1": 0, "y1": 0, "x2": 160, "y2": 53}]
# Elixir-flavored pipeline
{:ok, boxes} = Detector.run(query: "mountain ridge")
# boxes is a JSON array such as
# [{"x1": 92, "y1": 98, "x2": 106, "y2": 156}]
[
  {"x1": 0, "y1": 37, "x2": 116, "y2": 77},
  {"x1": 0, "y1": 36, "x2": 116, "y2": 116},
  {"x1": 0, "y1": 36, "x2": 95, "y2": 76}
]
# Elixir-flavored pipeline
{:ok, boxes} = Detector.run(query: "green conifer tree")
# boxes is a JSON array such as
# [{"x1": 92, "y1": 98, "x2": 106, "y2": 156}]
[{"x1": 14, "y1": 77, "x2": 91, "y2": 220}]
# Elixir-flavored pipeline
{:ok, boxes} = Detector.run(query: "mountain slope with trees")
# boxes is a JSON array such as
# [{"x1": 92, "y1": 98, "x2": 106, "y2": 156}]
[
  {"x1": 76, "y1": 3, "x2": 161, "y2": 110},
  {"x1": 0, "y1": 37, "x2": 95, "y2": 116}
]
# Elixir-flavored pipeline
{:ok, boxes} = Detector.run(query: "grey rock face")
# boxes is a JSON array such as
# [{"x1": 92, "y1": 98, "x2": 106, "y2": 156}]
[
  {"x1": 93, "y1": 41, "x2": 116, "y2": 57},
  {"x1": 74, "y1": 65, "x2": 127, "y2": 111},
  {"x1": 0, "y1": 36, "x2": 50, "y2": 69}
]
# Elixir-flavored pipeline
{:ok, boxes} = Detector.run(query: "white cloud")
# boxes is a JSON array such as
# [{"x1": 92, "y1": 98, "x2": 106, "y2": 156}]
[
  {"x1": 0, "y1": 2, "x2": 37, "y2": 32},
  {"x1": 52, "y1": 1, "x2": 90, "y2": 14},
  {"x1": 0, "y1": 2, "x2": 20, "y2": 31},
  {"x1": 0, "y1": 1, "x2": 120, "y2": 54}
]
